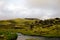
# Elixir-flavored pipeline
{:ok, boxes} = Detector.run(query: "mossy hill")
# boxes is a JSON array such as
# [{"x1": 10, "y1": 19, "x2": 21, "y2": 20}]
[{"x1": 0, "y1": 18, "x2": 60, "y2": 38}]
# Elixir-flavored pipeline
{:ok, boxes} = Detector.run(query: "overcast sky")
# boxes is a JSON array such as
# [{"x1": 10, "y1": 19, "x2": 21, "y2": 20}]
[{"x1": 0, "y1": 0, "x2": 60, "y2": 20}]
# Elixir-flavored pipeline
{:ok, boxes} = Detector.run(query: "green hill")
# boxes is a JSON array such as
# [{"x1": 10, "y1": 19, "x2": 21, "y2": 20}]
[{"x1": 0, "y1": 18, "x2": 60, "y2": 37}]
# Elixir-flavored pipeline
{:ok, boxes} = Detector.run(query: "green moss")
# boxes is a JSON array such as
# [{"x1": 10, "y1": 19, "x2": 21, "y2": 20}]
[{"x1": 0, "y1": 31, "x2": 18, "y2": 40}]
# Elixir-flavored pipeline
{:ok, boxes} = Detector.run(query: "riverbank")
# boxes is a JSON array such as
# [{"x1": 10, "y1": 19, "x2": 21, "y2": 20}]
[
  {"x1": 0, "y1": 29, "x2": 60, "y2": 40},
  {"x1": 0, "y1": 29, "x2": 60, "y2": 38}
]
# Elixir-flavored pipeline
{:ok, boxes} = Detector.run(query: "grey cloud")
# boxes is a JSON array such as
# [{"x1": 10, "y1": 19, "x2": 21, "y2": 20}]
[
  {"x1": 0, "y1": 0, "x2": 60, "y2": 20},
  {"x1": 27, "y1": 0, "x2": 59, "y2": 8}
]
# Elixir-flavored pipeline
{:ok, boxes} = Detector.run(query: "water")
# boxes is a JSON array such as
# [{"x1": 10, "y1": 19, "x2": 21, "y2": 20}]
[{"x1": 17, "y1": 33, "x2": 60, "y2": 40}]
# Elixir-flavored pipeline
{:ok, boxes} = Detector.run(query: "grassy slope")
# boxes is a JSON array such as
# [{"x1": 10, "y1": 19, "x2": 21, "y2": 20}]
[{"x1": 0, "y1": 18, "x2": 60, "y2": 38}]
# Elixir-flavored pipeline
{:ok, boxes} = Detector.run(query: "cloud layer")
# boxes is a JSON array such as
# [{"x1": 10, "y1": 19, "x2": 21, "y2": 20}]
[{"x1": 0, "y1": 0, "x2": 60, "y2": 20}]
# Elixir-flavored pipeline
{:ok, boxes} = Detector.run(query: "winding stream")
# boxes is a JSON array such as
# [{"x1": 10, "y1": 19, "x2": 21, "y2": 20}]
[{"x1": 17, "y1": 33, "x2": 60, "y2": 40}]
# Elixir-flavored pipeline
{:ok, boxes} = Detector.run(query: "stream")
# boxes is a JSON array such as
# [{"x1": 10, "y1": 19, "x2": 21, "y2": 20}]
[{"x1": 17, "y1": 33, "x2": 60, "y2": 40}]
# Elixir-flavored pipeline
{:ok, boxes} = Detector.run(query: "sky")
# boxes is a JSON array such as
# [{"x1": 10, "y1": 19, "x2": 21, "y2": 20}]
[{"x1": 0, "y1": 0, "x2": 60, "y2": 20}]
